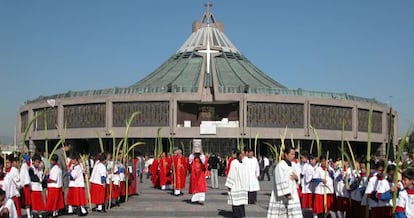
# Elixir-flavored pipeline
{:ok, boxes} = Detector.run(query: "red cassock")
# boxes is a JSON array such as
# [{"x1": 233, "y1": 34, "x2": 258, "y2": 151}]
[
  {"x1": 189, "y1": 157, "x2": 207, "y2": 194},
  {"x1": 90, "y1": 183, "x2": 105, "y2": 205},
  {"x1": 106, "y1": 183, "x2": 120, "y2": 200},
  {"x1": 22, "y1": 185, "x2": 31, "y2": 208},
  {"x1": 67, "y1": 187, "x2": 87, "y2": 206},
  {"x1": 31, "y1": 191, "x2": 45, "y2": 211},
  {"x1": 312, "y1": 194, "x2": 334, "y2": 214},
  {"x1": 12, "y1": 196, "x2": 22, "y2": 218},
  {"x1": 46, "y1": 187, "x2": 65, "y2": 212},
  {"x1": 120, "y1": 181, "x2": 126, "y2": 196},
  {"x1": 150, "y1": 159, "x2": 160, "y2": 188},
  {"x1": 173, "y1": 155, "x2": 188, "y2": 190},
  {"x1": 128, "y1": 158, "x2": 138, "y2": 195},
  {"x1": 159, "y1": 156, "x2": 172, "y2": 186}
]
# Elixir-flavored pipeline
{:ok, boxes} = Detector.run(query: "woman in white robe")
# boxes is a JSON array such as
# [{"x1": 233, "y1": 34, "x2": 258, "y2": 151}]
[
  {"x1": 267, "y1": 145, "x2": 303, "y2": 218},
  {"x1": 225, "y1": 150, "x2": 248, "y2": 218}
]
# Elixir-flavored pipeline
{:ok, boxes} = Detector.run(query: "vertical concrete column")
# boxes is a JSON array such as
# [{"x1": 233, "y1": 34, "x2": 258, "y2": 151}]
[
  {"x1": 106, "y1": 100, "x2": 112, "y2": 130},
  {"x1": 393, "y1": 112, "x2": 399, "y2": 146},
  {"x1": 353, "y1": 105, "x2": 358, "y2": 139},
  {"x1": 392, "y1": 112, "x2": 400, "y2": 159},
  {"x1": 15, "y1": 113, "x2": 21, "y2": 144},
  {"x1": 241, "y1": 96, "x2": 246, "y2": 136},
  {"x1": 304, "y1": 100, "x2": 310, "y2": 137},
  {"x1": 57, "y1": 103, "x2": 64, "y2": 133},
  {"x1": 382, "y1": 109, "x2": 388, "y2": 143},
  {"x1": 170, "y1": 98, "x2": 176, "y2": 135},
  {"x1": 21, "y1": 109, "x2": 35, "y2": 143}
]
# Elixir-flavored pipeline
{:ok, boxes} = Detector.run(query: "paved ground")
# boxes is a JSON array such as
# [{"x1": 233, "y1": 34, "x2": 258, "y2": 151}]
[
  {"x1": 22, "y1": 175, "x2": 317, "y2": 218},
  {"x1": 59, "y1": 176, "x2": 272, "y2": 218}
]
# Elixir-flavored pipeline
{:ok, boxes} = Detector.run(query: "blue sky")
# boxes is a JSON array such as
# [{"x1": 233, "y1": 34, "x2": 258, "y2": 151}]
[{"x1": 1, "y1": 0, "x2": 413, "y2": 144}]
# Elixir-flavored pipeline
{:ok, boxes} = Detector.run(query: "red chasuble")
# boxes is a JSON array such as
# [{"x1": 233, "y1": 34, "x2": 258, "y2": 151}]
[
  {"x1": 150, "y1": 159, "x2": 160, "y2": 188},
  {"x1": 173, "y1": 155, "x2": 188, "y2": 190},
  {"x1": 189, "y1": 157, "x2": 207, "y2": 194},
  {"x1": 159, "y1": 156, "x2": 172, "y2": 186}
]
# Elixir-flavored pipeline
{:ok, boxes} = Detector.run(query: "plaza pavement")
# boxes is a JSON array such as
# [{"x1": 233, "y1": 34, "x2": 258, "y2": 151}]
[{"x1": 60, "y1": 175, "x2": 271, "y2": 218}]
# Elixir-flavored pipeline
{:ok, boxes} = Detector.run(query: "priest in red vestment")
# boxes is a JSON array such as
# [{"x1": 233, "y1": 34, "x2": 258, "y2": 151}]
[
  {"x1": 189, "y1": 152, "x2": 207, "y2": 205},
  {"x1": 173, "y1": 148, "x2": 188, "y2": 196},
  {"x1": 150, "y1": 158, "x2": 159, "y2": 188},
  {"x1": 159, "y1": 152, "x2": 172, "y2": 190}
]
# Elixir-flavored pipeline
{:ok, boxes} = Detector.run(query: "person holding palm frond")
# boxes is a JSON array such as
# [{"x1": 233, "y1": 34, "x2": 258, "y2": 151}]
[
  {"x1": 333, "y1": 160, "x2": 351, "y2": 218},
  {"x1": 19, "y1": 153, "x2": 32, "y2": 218},
  {"x1": 159, "y1": 152, "x2": 172, "y2": 191},
  {"x1": 66, "y1": 154, "x2": 87, "y2": 216},
  {"x1": 365, "y1": 161, "x2": 398, "y2": 218},
  {"x1": 45, "y1": 154, "x2": 64, "y2": 218},
  {"x1": 3, "y1": 155, "x2": 22, "y2": 218},
  {"x1": 29, "y1": 154, "x2": 45, "y2": 218},
  {"x1": 395, "y1": 168, "x2": 414, "y2": 218},
  {"x1": 348, "y1": 158, "x2": 368, "y2": 218},
  {"x1": 267, "y1": 145, "x2": 303, "y2": 218},
  {"x1": 300, "y1": 153, "x2": 316, "y2": 210},
  {"x1": 173, "y1": 148, "x2": 187, "y2": 196},
  {"x1": 311, "y1": 155, "x2": 334, "y2": 218},
  {"x1": 89, "y1": 153, "x2": 107, "y2": 213}
]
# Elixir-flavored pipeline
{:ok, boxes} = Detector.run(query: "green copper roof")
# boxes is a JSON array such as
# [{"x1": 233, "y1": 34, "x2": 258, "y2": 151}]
[
  {"x1": 128, "y1": 9, "x2": 286, "y2": 94},
  {"x1": 129, "y1": 52, "x2": 202, "y2": 93},
  {"x1": 26, "y1": 5, "x2": 385, "y2": 107}
]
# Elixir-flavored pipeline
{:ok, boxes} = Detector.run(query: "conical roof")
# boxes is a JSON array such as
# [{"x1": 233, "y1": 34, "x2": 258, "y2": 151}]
[
  {"x1": 129, "y1": 4, "x2": 286, "y2": 94},
  {"x1": 27, "y1": 3, "x2": 381, "y2": 106}
]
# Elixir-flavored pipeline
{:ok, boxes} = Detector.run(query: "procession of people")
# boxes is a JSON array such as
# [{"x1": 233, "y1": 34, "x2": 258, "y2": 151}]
[
  {"x1": 0, "y1": 142, "x2": 141, "y2": 218},
  {"x1": 1, "y1": 141, "x2": 414, "y2": 218}
]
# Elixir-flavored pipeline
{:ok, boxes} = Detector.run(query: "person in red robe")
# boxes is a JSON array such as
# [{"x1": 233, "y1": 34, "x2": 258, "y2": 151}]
[
  {"x1": 150, "y1": 157, "x2": 160, "y2": 188},
  {"x1": 225, "y1": 150, "x2": 237, "y2": 176},
  {"x1": 173, "y1": 149, "x2": 188, "y2": 196},
  {"x1": 4, "y1": 154, "x2": 22, "y2": 218},
  {"x1": 159, "y1": 152, "x2": 172, "y2": 190},
  {"x1": 188, "y1": 152, "x2": 207, "y2": 205},
  {"x1": 128, "y1": 155, "x2": 138, "y2": 195}
]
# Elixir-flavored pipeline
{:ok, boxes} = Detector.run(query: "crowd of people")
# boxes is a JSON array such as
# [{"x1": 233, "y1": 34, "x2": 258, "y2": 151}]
[
  {"x1": 147, "y1": 144, "x2": 414, "y2": 218},
  {"x1": 2, "y1": 141, "x2": 414, "y2": 218},
  {"x1": 265, "y1": 147, "x2": 414, "y2": 218},
  {"x1": 147, "y1": 146, "x2": 262, "y2": 217},
  {"x1": 0, "y1": 142, "x2": 143, "y2": 218}
]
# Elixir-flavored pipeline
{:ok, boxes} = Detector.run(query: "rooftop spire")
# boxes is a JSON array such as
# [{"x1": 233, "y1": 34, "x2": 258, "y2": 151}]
[
  {"x1": 201, "y1": 0, "x2": 215, "y2": 24},
  {"x1": 205, "y1": 0, "x2": 212, "y2": 16}
]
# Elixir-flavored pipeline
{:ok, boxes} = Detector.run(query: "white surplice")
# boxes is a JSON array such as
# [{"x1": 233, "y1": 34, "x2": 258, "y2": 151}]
[
  {"x1": 242, "y1": 156, "x2": 260, "y2": 192},
  {"x1": 225, "y1": 160, "x2": 248, "y2": 206},
  {"x1": 267, "y1": 160, "x2": 303, "y2": 218}
]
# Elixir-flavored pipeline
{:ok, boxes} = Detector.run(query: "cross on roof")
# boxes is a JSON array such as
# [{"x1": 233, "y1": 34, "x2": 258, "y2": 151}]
[
  {"x1": 198, "y1": 39, "x2": 220, "y2": 75},
  {"x1": 205, "y1": 0, "x2": 212, "y2": 15}
]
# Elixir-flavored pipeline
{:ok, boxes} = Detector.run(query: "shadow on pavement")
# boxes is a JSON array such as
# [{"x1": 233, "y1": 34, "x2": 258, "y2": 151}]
[{"x1": 217, "y1": 209, "x2": 233, "y2": 218}]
